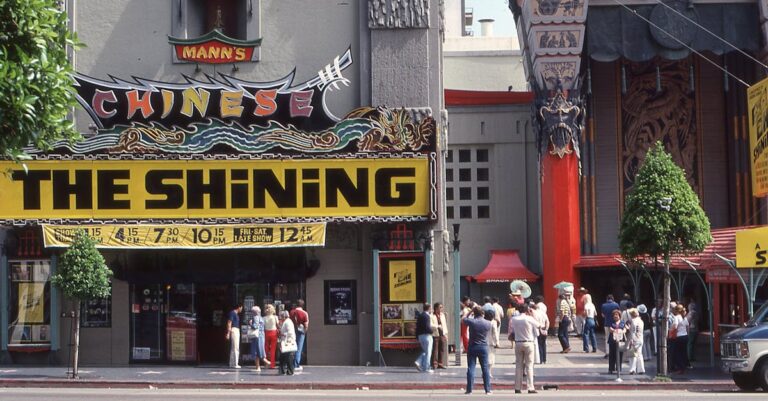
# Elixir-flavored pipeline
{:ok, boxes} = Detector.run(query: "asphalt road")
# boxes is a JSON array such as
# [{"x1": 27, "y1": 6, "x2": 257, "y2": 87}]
[{"x1": 0, "y1": 388, "x2": 765, "y2": 400}]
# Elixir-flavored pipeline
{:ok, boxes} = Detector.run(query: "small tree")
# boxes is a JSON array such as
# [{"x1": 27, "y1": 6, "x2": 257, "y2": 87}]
[
  {"x1": 51, "y1": 230, "x2": 112, "y2": 379},
  {"x1": 618, "y1": 142, "x2": 711, "y2": 378},
  {"x1": 0, "y1": 0, "x2": 81, "y2": 160}
]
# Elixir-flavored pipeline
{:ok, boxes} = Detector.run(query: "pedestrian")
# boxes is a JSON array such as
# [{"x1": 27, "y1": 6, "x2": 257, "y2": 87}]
[
  {"x1": 619, "y1": 293, "x2": 633, "y2": 311},
  {"x1": 601, "y1": 294, "x2": 619, "y2": 358},
  {"x1": 556, "y1": 294, "x2": 572, "y2": 353},
  {"x1": 531, "y1": 298, "x2": 549, "y2": 364},
  {"x1": 289, "y1": 299, "x2": 309, "y2": 371},
  {"x1": 651, "y1": 298, "x2": 663, "y2": 355},
  {"x1": 627, "y1": 308, "x2": 645, "y2": 375},
  {"x1": 637, "y1": 304, "x2": 653, "y2": 361},
  {"x1": 430, "y1": 302, "x2": 448, "y2": 369},
  {"x1": 248, "y1": 306, "x2": 270, "y2": 372},
  {"x1": 483, "y1": 309, "x2": 499, "y2": 378},
  {"x1": 277, "y1": 310, "x2": 297, "y2": 375},
  {"x1": 263, "y1": 304, "x2": 279, "y2": 369},
  {"x1": 506, "y1": 291, "x2": 522, "y2": 348},
  {"x1": 670, "y1": 304, "x2": 689, "y2": 374},
  {"x1": 414, "y1": 303, "x2": 433, "y2": 373},
  {"x1": 685, "y1": 299, "x2": 698, "y2": 366},
  {"x1": 510, "y1": 303, "x2": 541, "y2": 394},
  {"x1": 482, "y1": 296, "x2": 494, "y2": 315},
  {"x1": 462, "y1": 305, "x2": 493, "y2": 395},
  {"x1": 460, "y1": 296, "x2": 472, "y2": 354},
  {"x1": 225, "y1": 303, "x2": 243, "y2": 369},
  {"x1": 582, "y1": 294, "x2": 597, "y2": 353},
  {"x1": 575, "y1": 287, "x2": 588, "y2": 336},
  {"x1": 491, "y1": 297, "x2": 503, "y2": 347},
  {"x1": 607, "y1": 309, "x2": 626, "y2": 374}
]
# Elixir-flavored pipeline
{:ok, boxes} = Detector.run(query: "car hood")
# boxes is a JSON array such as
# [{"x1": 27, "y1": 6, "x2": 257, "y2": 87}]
[{"x1": 723, "y1": 325, "x2": 768, "y2": 340}]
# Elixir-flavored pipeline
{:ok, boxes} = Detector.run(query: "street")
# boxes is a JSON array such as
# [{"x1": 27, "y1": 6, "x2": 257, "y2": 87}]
[{"x1": 0, "y1": 388, "x2": 764, "y2": 401}]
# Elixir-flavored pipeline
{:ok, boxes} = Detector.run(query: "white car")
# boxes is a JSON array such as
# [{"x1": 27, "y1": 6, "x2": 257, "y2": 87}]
[{"x1": 721, "y1": 301, "x2": 768, "y2": 391}]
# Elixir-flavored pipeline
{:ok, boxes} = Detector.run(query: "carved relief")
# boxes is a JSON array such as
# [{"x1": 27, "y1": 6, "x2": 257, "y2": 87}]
[
  {"x1": 528, "y1": 25, "x2": 584, "y2": 56},
  {"x1": 620, "y1": 59, "x2": 699, "y2": 198},
  {"x1": 533, "y1": 57, "x2": 580, "y2": 90},
  {"x1": 369, "y1": 0, "x2": 430, "y2": 29},
  {"x1": 523, "y1": 0, "x2": 587, "y2": 26},
  {"x1": 536, "y1": 86, "x2": 584, "y2": 160}
]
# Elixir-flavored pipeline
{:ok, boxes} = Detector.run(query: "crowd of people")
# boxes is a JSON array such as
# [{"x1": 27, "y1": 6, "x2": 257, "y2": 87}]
[
  {"x1": 225, "y1": 299, "x2": 309, "y2": 375},
  {"x1": 454, "y1": 287, "x2": 701, "y2": 392}
]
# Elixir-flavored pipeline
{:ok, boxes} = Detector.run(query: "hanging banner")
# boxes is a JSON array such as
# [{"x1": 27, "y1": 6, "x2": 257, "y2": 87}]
[
  {"x1": 0, "y1": 158, "x2": 430, "y2": 220},
  {"x1": 735, "y1": 225, "x2": 768, "y2": 268},
  {"x1": 748, "y1": 76, "x2": 768, "y2": 197},
  {"x1": 42, "y1": 223, "x2": 326, "y2": 249}
]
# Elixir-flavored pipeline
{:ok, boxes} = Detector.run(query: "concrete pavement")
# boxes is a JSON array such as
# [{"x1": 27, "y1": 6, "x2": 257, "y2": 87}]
[{"x1": 0, "y1": 335, "x2": 743, "y2": 391}]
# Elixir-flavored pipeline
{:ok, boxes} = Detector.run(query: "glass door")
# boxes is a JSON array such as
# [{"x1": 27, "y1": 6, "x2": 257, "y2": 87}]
[
  {"x1": 166, "y1": 283, "x2": 196, "y2": 362},
  {"x1": 130, "y1": 285, "x2": 166, "y2": 361}
]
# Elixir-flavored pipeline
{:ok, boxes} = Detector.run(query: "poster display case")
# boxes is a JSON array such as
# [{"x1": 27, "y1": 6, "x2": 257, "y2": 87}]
[
  {"x1": 375, "y1": 252, "x2": 428, "y2": 350},
  {"x1": 7, "y1": 260, "x2": 52, "y2": 348}
]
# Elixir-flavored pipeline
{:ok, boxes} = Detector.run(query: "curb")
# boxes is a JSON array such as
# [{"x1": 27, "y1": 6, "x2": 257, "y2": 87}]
[{"x1": 0, "y1": 379, "x2": 740, "y2": 391}]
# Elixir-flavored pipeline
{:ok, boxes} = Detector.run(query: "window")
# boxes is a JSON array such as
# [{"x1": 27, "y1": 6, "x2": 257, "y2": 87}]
[
  {"x1": 81, "y1": 295, "x2": 112, "y2": 328},
  {"x1": 447, "y1": 206, "x2": 454, "y2": 219},
  {"x1": 476, "y1": 149, "x2": 488, "y2": 162},
  {"x1": 459, "y1": 187, "x2": 472, "y2": 200},
  {"x1": 459, "y1": 149, "x2": 471, "y2": 163},
  {"x1": 446, "y1": 187, "x2": 454, "y2": 201},
  {"x1": 445, "y1": 150, "x2": 453, "y2": 163},
  {"x1": 460, "y1": 206, "x2": 472, "y2": 219},
  {"x1": 477, "y1": 168, "x2": 489, "y2": 181},
  {"x1": 477, "y1": 187, "x2": 489, "y2": 200},
  {"x1": 8, "y1": 260, "x2": 52, "y2": 347},
  {"x1": 171, "y1": 0, "x2": 261, "y2": 62},
  {"x1": 446, "y1": 169, "x2": 454, "y2": 182},
  {"x1": 477, "y1": 206, "x2": 490, "y2": 219},
  {"x1": 459, "y1": 168, "x2": 471, "y2": 182}
]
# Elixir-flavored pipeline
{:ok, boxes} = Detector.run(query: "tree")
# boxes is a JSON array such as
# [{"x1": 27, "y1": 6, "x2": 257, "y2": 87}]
[
  {"x1": 51, "y1": 230, "x2": 112, "y2": 379},
  {"x1": 0, "y1": 0, "x2": 81, "y2": 160},
  {"x1": 618, "y1": 142, "x2": 712, "y2": 378}
]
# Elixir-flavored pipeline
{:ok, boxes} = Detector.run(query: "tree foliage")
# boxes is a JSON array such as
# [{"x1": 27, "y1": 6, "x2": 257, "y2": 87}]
[
  {"x1": 0, "y1": 0, "x2": 81, "y2": 160},
  {"x1": 51, "y1": 230, "x2": 112, "y2": 301},
  {"x1": 619, "y1": 142, "x2": 712, "y2": 261}
]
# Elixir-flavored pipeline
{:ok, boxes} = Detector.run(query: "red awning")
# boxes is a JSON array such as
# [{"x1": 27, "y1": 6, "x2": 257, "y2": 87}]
[{"x1": 470, "y1": 250, "x2": 539, "y2": 283}]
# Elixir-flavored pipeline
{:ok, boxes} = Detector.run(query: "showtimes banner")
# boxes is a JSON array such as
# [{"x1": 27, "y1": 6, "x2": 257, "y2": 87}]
[
  {"x1": 748, "y1": 75, "x2": 768, "y2": 197},
  {"x1": 42, "y1": 223, "x2": 326, "y2": 249}
]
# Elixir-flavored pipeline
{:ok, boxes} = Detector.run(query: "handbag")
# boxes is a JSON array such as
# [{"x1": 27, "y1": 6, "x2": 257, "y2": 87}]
[
  {"x1": 246, "y1": 327, "x2": 259, "y2": 339},
  {"x1": 280, "y1": 338, "x2": 298, "y2": 353},
  {"x1": 668, "y1": 329, "x2": 677, "y2": 340}
]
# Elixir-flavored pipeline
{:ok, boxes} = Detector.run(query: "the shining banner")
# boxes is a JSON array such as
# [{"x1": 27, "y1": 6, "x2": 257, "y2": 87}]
[
  {"x1": 735, "y1": 225, "x2": 768, "y2": 268},
  {"x1": 748, "y1": 76, "x2": 768, "y2": 197},
  {"x1": 0, "y1": 159, "x2": 429, "y2": 220},
  {"x1": 42, "y1": 223, "x2": 326, "y2": 249}
]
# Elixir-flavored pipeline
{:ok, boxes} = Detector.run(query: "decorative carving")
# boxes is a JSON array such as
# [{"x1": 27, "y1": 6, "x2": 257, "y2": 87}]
[
  {"x1": 535, "y1": 84, "x2": 584, "y2": 160},
  {"x1": 533, "y1": 57, "x2": 580, "y2": 90},
  {"x1": 528, "y1": 25, "x2": 585, "y2": 57},
  {"x1": 368, "y1": 0, "x2": 430, "y2": 29},
  {"x1": 620, "y1": 59, "x2": 699, "y2": 198},
  {"x1": 523, "y1": 0, "x2": 587, "y2": 26}
]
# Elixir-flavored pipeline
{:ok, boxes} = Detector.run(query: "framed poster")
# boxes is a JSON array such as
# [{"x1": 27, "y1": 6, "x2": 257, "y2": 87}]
[
  {"x1": 324, "y1": 280, "x2": 357, "y2": 325},
  {"x1": 7, "y1": 260, "x2": 52, "y2": 347},
  {"x1": 376, "y1": 252, "x2": 427, "y2": 347}
]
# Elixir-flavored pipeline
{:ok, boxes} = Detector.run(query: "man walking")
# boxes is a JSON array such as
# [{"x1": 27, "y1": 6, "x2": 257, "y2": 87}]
[
  {"x1": 463, "y1": 305, "x2": 493, "y2": 394},
  {"x1": 491, "y1": 297, "x2": 503, "y2": 347},
  {"x1": 510, "y1": 303, "x2": 541, "y2": 394},
  {"x1": 289, "y1": 299, "x2": 309, "y2": 371},
  {"x1": 556, "y1": 294, "x2": 573, "y2": 353},
  {"x1": 601, "y1": 294, "x2": 619, "y2": 358},
  {"x1": 225, "y1": 303, "x2": 243, "y2": 369},
  {"x1": 415, "y1": 303, "x2": 433, "y2": 372},
  {"x1": 430, "y1": 302, "x2": 448, "y2": 369}
]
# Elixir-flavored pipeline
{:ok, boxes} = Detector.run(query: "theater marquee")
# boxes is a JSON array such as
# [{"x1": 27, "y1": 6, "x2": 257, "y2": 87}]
[{"x1": 0, "y1": 159, "x2": 429, "y2": 220}]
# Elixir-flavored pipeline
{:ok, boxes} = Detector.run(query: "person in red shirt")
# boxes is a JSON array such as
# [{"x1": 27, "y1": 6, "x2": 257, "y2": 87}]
[
  {"x1": 289, "y1": 299, "x2": 309, "y2": 371},
  {"x1": 575, "y1": 288, "x2": 588, "y2": 336}
]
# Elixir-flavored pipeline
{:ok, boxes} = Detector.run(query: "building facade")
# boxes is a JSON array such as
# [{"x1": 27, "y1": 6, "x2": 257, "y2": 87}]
[{"x1": 0, "y1": 0, "x2": 450, "y2": 366}]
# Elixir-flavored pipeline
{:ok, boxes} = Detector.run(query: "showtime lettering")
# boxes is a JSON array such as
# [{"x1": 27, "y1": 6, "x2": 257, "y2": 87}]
[{"x1": 10, "y1": 167, "x2": 417, "y2": 211}]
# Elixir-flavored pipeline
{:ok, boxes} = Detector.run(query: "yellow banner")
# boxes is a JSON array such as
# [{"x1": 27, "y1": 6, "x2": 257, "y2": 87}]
[
  {"x1": 736, "y1": 226, "x2": 768, "y2": 268},
  {"x1": 0, "y1": 158, "x2": 430, "y2": 219},
  {"x1": 18, "y1": 283, "x2": 45, "y2": 323},
  {"x1": 389, "y1": 260, "x2": 417, "y2": 302},
  {"x1": 748, "y1": 76, "x2": 768, "y2": 197},
  {"x1": 42, "y1": 223, "x2": 326, "y2": 249}
]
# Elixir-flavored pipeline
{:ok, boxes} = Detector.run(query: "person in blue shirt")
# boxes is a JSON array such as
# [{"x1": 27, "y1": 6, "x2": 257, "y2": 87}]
[
  {"x1": 462, "y1": 305, "x2": 493, "y2": 395},
  {"x1": 600, "y1": 295, "x2": 619, "y2": 358},
  {"x1": 414, "y1": 303, "x2": 433, "y2": 373},
  {"x1": 226, "y1": 303, "x2": 243, "y2": 369}
]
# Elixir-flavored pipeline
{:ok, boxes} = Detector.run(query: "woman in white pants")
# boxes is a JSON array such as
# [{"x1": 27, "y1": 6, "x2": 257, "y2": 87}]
[{"x1": 627, "y1": 308, "x2": 645, "y2": 374}]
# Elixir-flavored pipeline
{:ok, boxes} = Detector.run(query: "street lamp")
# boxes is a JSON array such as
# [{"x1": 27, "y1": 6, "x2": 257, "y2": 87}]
[{"x1": 452, "y1": 223, "x2": 461, "y2": 366}]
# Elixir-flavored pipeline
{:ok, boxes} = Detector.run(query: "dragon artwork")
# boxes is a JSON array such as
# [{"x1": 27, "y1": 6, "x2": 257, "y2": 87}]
[{"x1": 535, "y1": 84, "x2": 585, "y2": 163}]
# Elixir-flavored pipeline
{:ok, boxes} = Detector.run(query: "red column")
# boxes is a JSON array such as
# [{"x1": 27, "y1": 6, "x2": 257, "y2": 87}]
[{"x1": 540, "y1": 152, "x2": 581, "y2": 323}]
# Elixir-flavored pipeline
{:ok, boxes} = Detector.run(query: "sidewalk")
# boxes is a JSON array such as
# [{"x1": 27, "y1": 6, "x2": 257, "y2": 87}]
[{"x1": 0, "y1": 336, "x2": 736, "y2": 391}]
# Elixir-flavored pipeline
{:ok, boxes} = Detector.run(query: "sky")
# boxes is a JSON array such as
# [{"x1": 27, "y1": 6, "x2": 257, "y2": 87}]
[{"x1": 465, "y1": 0, "x2": 517, "y2": 38}]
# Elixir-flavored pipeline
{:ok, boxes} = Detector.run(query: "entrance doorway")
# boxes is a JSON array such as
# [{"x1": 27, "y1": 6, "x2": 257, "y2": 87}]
[{"x1": 196, "y1": 284, "x2": 232, "y2": 364}]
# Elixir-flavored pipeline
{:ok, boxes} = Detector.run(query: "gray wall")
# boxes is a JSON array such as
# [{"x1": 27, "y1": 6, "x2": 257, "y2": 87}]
[{"x1": 447, "y1": 104, "x2": 541, "y2": 278}]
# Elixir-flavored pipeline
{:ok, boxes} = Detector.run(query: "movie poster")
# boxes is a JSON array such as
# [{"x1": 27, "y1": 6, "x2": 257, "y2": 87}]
[
  {"x1": 18, "y1": 283, "x2": 45, "y2": 323},
  {"x1": 388, "y1": 260, "x2": 416, "y2": 302},
  {"x1": 324, "y1": 280, "x2": 356, "y2": 325}
]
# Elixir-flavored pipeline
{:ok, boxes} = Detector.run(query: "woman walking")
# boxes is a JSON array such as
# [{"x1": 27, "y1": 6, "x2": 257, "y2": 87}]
[
  {"x1": 248, "y1": 306, "x2": 270, "y2": 372},
  {"x1": 277, "y1": 310, "x2": 297, "y2": 375},
  {"x1": 638, "y1": 304, "x2": 653, "y2": 361},
  {"x1": 627, "y1": 308, "x2": 645, "y2": 374},
  {"x1": 263, "y1": 304, "x2": 279, "y2": 369},
  {"x1": 484, "y1": 309, "x2": 499, "y2": 378},
  {"x1": 607, "y1": 310, "x2": 626, "y2": 374},
  {"x1": 582, "y1": 294, "x2": 597, "y2": 353},
  {"x1": 670, "y1": 304, "x2": 689, "y2": 374}
]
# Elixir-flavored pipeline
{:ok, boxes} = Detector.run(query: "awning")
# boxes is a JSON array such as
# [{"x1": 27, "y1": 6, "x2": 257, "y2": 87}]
[{"x1": 470, "y1": 250, "x2": 538, "y2": 283}]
